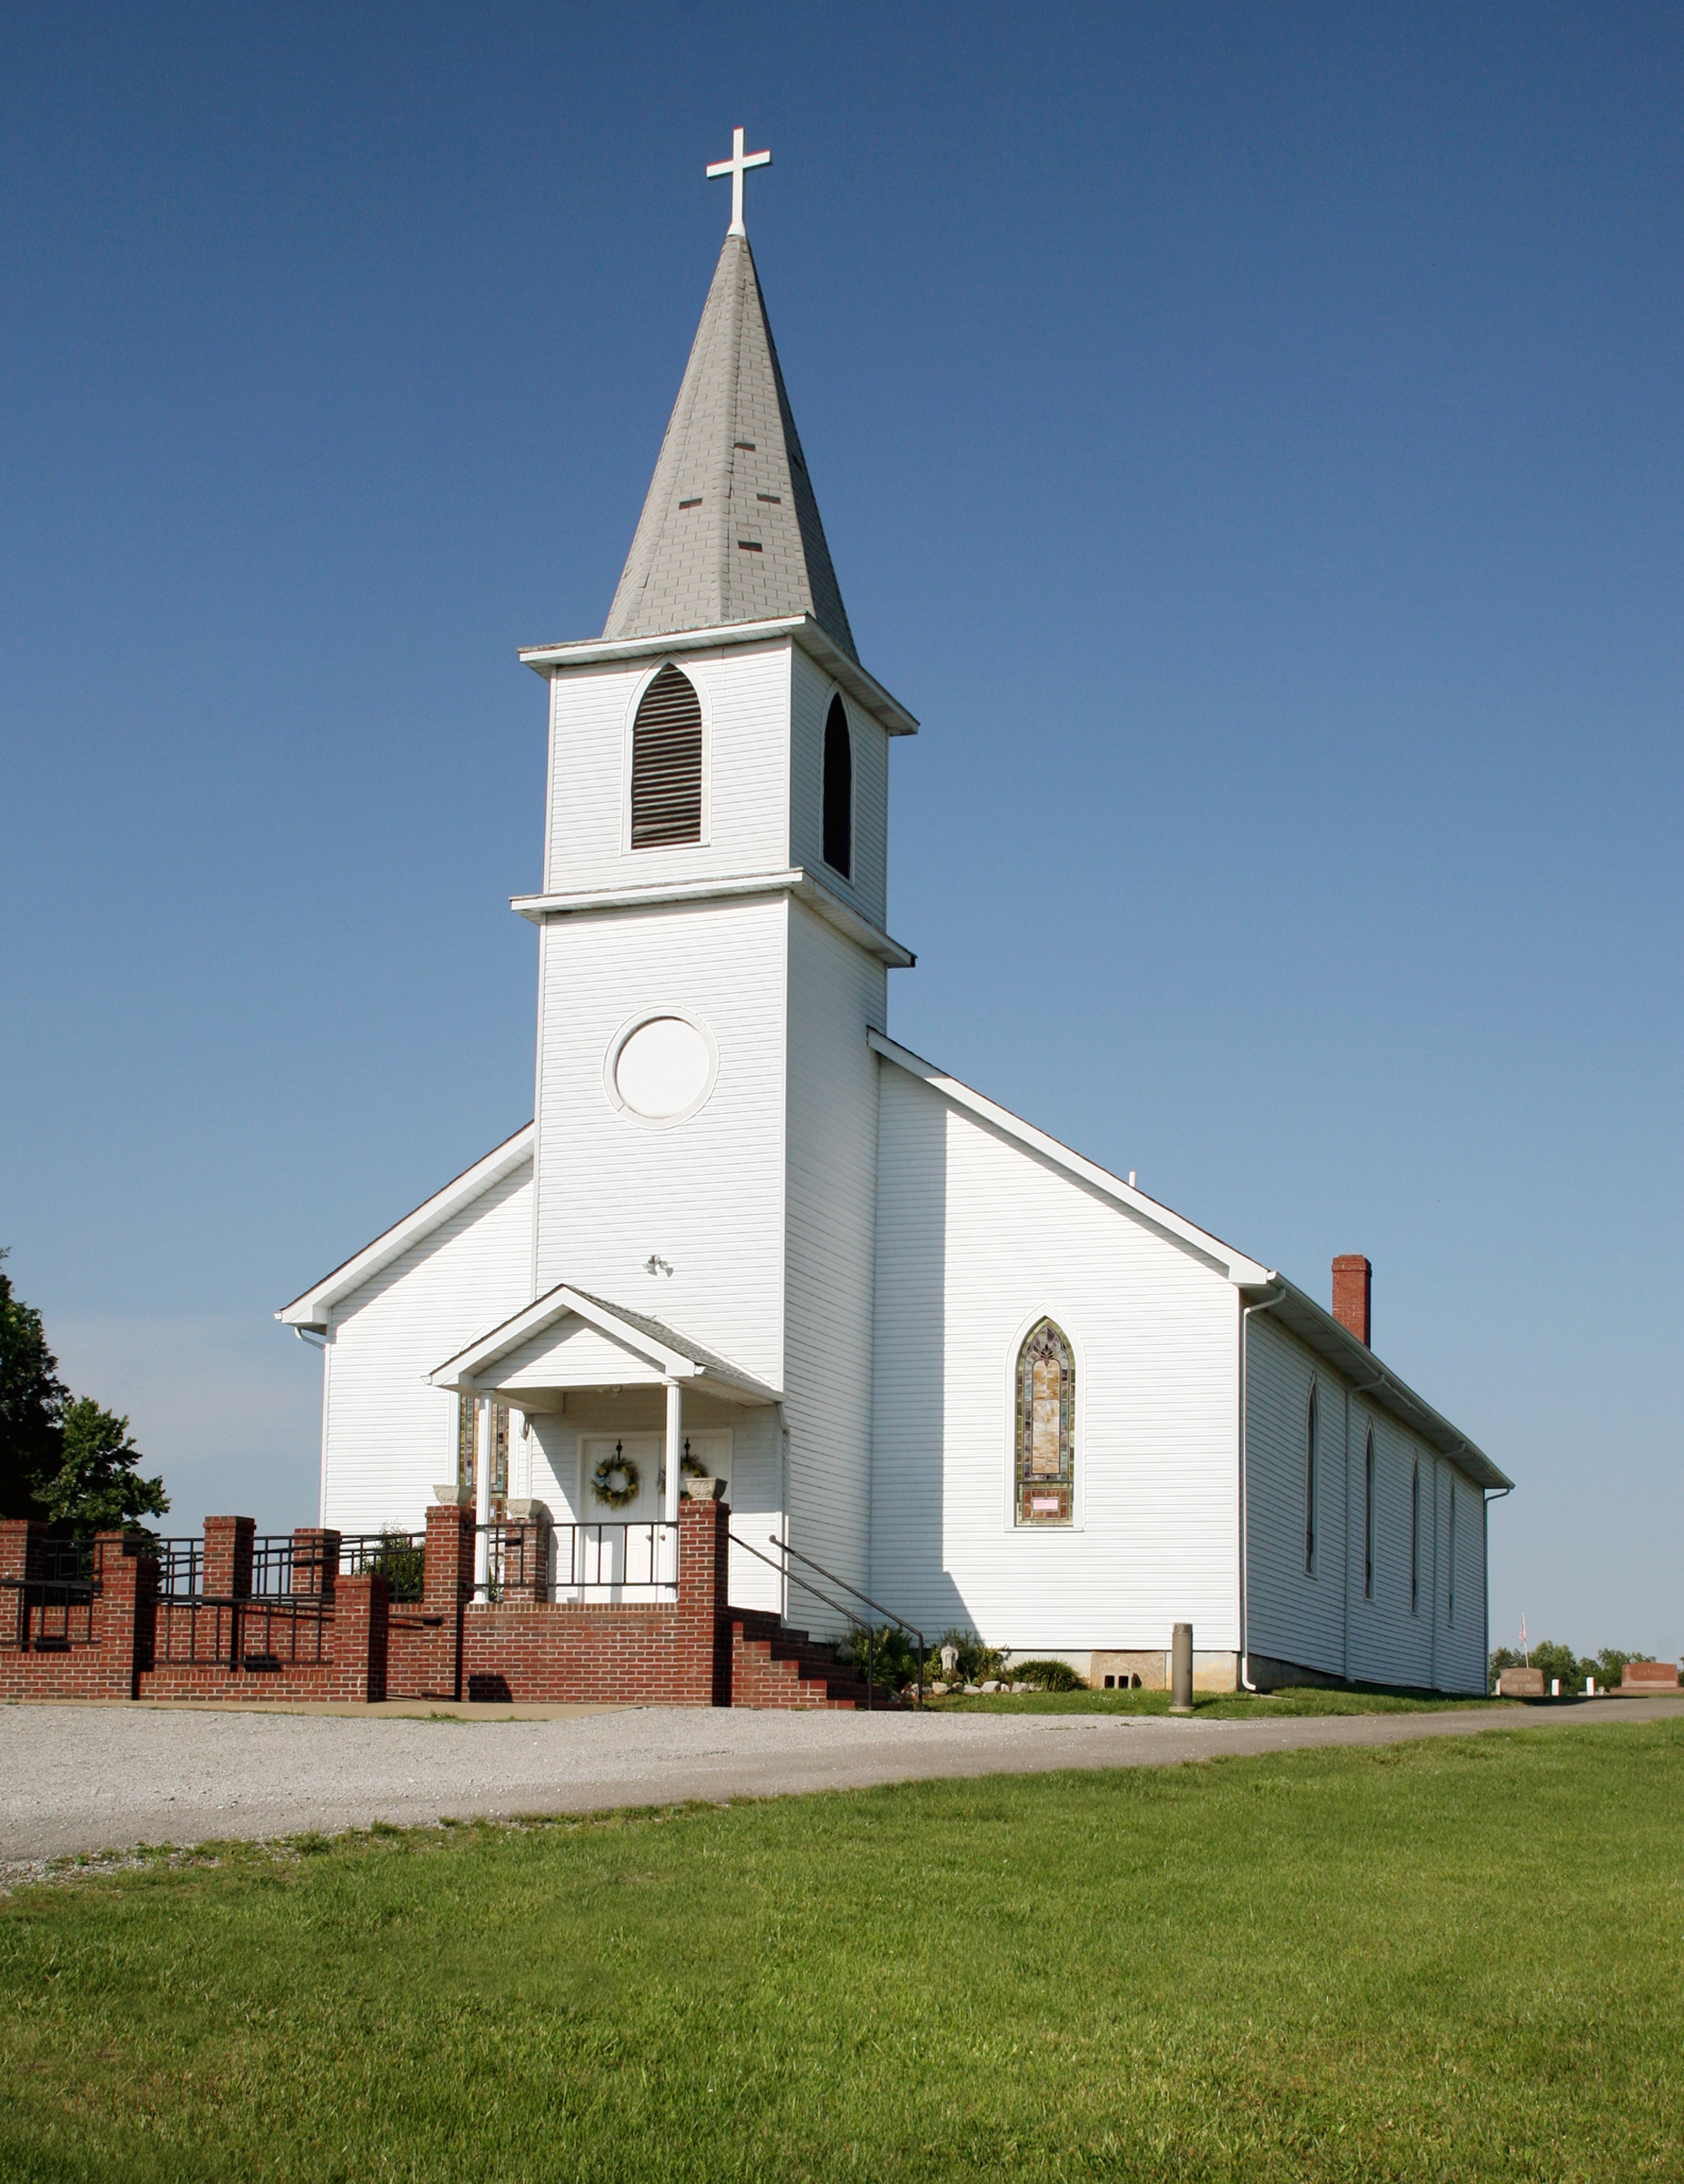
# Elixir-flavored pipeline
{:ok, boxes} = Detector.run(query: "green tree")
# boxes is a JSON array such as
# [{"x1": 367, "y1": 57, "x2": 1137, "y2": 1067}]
[
  {"x1": 36, "y1": 1398, "x2": 168, "y2": 1532},
  {"x1": 0, "y1": 1248, "x2": 66, "y2": 1520}
]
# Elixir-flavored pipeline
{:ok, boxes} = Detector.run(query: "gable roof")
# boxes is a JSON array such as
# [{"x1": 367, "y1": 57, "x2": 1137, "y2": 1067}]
[
  {"x1": 600, "y1": 231, "x2": 856, "y2": 660},
  {"x1": 868, "y1": 1032, "x2": 1511, "y2": 1491},
  {"x1": 428, "y1": 1282, "x2": 780, "y2": 1404},
  {"x1": 868, "y1": 1032, "x2": 1272, "y2": 1285},
  {"x1": 275, "y1": 1124, "x2": 533, "y2": 1330}
]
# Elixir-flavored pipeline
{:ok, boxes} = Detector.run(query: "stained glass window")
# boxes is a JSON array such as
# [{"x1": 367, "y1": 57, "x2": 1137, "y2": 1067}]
[
  {"x1": 457, "y1": 1394, "x2": 478, "y2": 1498},
  {"x1": 489, "y1": 1401, "x2": 510, "y2": 1521},
  {"x1": 1015, "y1": 1319, "x2": 1074, "y2": 1526}
]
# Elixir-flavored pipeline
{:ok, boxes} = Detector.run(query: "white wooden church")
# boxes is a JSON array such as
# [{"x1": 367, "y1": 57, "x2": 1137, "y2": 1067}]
[{"x1": 279, "y1": 132, "x2": 1508, "y2": 1694}]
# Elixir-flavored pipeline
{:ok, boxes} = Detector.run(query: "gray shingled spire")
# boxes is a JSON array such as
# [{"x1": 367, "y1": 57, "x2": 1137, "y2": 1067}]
[{"x1": 602, "y1": 231, "x2": 857, "y2": 662}]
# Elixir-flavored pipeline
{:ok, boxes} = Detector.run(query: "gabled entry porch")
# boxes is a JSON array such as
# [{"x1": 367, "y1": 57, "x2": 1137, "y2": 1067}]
[{"x1": 429, "y1": 1284, "x2": 786, "y2": 1614}]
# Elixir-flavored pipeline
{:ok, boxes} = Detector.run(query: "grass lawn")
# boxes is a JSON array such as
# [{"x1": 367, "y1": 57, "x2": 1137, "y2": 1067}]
[
  {"x1": 2, "y1": 1723, "x2": 1680, "y2": 2181},
  {"x1": 927, "y1": 1683, "x2": 1508, "y2": 1717}
]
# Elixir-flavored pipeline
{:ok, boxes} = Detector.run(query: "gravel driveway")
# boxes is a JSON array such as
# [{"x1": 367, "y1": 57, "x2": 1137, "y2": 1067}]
[{"x1": 3, "y1": 1694, "x2": 1678, "y2": 1865}]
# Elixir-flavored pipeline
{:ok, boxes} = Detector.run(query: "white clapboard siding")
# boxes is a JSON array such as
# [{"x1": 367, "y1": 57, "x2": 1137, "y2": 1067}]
[
  {"x1": 534, "y1": 894, "x2": 787, "y2": 1391},
  {"x1": 490, "y1": 1315, "x2": 666, "y2": 1391},
  {"x1": 789, "y1": 644, "x2": 889, "y2": 935},
  {"x1": 321, "y1": 1161, "x2": 534, "y2": 1533},
  {"x1": 872, "y1": 1065, "x2": 1241, "y2": 1652},
  {"x1": 1247, "y1": 1316, "x2": 1487, "y2": 1694},
  {"x1": 1244, "y1": 1313, "x2": 1348, "y2": 1678},
  {"x1": 546, "y1": 642, "x2": 793, "y2": 895},
  {"x1": 781, "y1": 897, "x2": 886, "y2": 1615}
]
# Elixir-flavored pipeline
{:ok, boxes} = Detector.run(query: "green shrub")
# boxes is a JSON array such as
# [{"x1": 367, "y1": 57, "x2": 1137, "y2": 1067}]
[
  {"x1": 931, "y1": 1627, "x2": 1006, "y2": 1685},
  {"x1": 1011, "y1": 1658, "x2": 1084, "y2": 1692},
  {"x1": 837, "y1": 1621, "x2": 922, "y2": 1692}
]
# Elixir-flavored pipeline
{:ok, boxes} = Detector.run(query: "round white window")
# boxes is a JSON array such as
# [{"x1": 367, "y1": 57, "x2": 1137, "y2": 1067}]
[{"x1": 605, "y1": 1012, "x2": 718, "y2": 1127}]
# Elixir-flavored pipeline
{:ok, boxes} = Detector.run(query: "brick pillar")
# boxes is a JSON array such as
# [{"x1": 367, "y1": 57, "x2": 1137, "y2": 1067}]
[
  {"x1": 330, "y1": 1572, "x2": 389, "y2": 1703},
  {"x1": 505, "y1": 1519, "x2": 550, "y2": 1604},
  {"x1": 0, "y1": 1522, "x2": 38, "y2": 1649},
  {"x1": 678, "y1": 1496, "x2": 731, "y2": 1706},
  {"x1": 204, "y1": 1516, "x2": 255, "y2": 1599},
  {"x1": 423, "y1": 1501, "x2": 474, "y2": 1701},
  {"x1": 291, "y1": 1527, "x2": 341, "y2": 1599},
  {"x1": 91, "y1": 1532, "x2": 148, "y2": 1700}
]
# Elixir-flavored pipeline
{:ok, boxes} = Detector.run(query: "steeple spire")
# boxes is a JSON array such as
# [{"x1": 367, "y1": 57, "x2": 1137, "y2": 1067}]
[{"x1": 601, "y1": 164, "x2": 857, "y2": 661}]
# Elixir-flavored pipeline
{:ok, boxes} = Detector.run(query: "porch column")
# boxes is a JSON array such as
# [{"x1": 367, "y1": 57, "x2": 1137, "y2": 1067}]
[{"x1": 663, "y1": 1380, "x2": 683, "y2": 1525}]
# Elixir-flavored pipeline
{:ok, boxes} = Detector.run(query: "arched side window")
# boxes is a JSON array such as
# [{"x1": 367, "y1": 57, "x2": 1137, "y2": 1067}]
[
  {"x1": 1015, "y1": 1318, "x2": 1074, "y2": 1527},
  {"x1": 630, "y1": 664, "x2": 703, "y2": 847},
  {"x1": 1305, "y1": 1383, "x2": 1319, "y2": 1576},
  {"x1": 1363, "y1": 1429, "x2": 1376, "y2": 1601},
  {"x1": 1447, "y1": 1478, "x2": 1456, "y2": 1625},
  {"x1": 1410, "y1": 1460, "x2": 1421, "y2": 1616},
  {"x1": 822, "y1": 693, "x2": 852, "y2": 878}
]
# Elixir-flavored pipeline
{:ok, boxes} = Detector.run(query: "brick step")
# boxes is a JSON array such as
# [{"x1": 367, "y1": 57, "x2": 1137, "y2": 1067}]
[{"x1": 730, "y1": 1613, "x2": 914, "y2": 1711}]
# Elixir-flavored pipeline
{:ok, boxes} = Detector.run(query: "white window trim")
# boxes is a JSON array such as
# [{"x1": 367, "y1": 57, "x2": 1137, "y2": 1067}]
[
  {"x1": 600, "y1": 1006, "x2": 721, "y2": 1131},
  {"x1": 620, "y1": 657, "x2": 712, "y2": 854},
  {"x1": 1002, "y1": 1305, "x2": 1087, "y2": 1535}
]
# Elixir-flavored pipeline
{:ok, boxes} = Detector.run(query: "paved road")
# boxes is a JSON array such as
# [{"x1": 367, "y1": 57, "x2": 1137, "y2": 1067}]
[{"x1": 2, "y1": 1694, "x2": 1678, "y2": 1865}]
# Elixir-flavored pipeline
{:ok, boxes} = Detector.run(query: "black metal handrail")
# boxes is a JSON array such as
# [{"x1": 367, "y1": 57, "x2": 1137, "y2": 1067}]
[
  {"x1": 768, "y1": 1533, "x2": 925, "y2": 1707},
  {"x1": 550, "y1": 1521, "x2": 681, "y2": 1600},
  {"x1": 149, "y1": 1536, "x2": 204, "y2": 1597},
  {"x1": 339, "y1": 1532, "x2": 426, "y2": 1603},
  {"x1": 731, "y1": 1532, "x2": 925, "y2": 1708},
  {"x1": 472, "y1": 1520, "x2": 556, "y2": 1603},
  {"x1": 2, "y1": 1572, "x2": 98, "y2": 1650},
  {"x1": 147, "y1": 1590, "x2": 329, "y2": 1671}
]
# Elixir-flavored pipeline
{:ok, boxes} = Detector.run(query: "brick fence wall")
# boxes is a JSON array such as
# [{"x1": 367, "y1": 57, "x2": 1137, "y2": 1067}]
[
  {"x1": 0, "y1": 1529, "x2": 151, "y2": 1703},
  {"x1": 0, "y1": 1499, "x2": 736, "y2": 1708}
]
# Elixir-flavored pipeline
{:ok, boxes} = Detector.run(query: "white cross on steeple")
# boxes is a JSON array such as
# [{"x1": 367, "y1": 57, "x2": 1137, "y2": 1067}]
[{"x1": 706, "y1": 125, "x2": 771, "y2": 238}]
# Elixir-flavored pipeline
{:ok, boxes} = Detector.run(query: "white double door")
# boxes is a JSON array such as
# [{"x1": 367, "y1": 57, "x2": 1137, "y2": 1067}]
[{"x1": 575, "y1": 1429, "x2": 731, "y2": 1594}]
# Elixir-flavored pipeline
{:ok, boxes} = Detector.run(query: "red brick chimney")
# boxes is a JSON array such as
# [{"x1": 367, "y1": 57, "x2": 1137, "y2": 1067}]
[{"x1": 1332, "y1": 1255, "x2": 1372, "y2": 1347}]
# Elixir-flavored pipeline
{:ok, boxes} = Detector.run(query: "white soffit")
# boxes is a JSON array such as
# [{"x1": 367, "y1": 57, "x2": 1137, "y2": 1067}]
[{"x1": 275, "y1": 1124, "x2": 535, "y2": 1330}]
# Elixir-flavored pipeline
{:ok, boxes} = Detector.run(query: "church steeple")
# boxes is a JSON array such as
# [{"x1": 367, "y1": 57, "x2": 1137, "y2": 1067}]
[{"x1": 601, "y1": 220, "x2": 858, "y2": 662}]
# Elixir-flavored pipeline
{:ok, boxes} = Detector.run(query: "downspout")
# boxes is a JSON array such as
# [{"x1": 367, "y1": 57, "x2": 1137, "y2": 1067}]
[
  {"x1": 1239, "y1": 1281, "x2": 1288, "y2": 1693},
  {"x1": 1482, "y1": 1481, "x2": 1512, "y2": 1693}
]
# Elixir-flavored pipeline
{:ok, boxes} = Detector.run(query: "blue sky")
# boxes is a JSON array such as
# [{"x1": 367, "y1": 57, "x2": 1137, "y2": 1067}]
[{"x1": 3, "y1": 4, "x2": 1679, "y2": 1661}]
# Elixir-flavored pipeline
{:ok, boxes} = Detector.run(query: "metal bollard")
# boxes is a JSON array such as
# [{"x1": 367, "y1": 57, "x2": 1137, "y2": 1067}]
[{"x1": 1171, "y1": 1623, "x2": 1194, "y2": 1714}]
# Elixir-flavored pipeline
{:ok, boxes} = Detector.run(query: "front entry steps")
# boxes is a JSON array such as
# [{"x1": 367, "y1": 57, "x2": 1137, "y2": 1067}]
[{"x1": 729, "y1": 1612, "x2": 913, "y2": 1710}]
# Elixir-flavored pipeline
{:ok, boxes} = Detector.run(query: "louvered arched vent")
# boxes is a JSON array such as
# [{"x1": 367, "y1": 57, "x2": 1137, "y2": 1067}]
[{"x1": 630, "y1": 665, "x2": 703, "y2": 847}]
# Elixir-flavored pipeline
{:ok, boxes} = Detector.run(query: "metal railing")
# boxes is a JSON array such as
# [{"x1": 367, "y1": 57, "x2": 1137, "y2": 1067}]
[
  {"x1": 731, "y1": 1532, "x2": 925, "y2": 1708},
  {"x1": 552, "y1": 1520, "x2": 680, "y2": 1601},
  {"x1": 149, "y1": 1536, "x2": 204, "y2": 1598},
  {"x1": 250, "y1": 1535, "x2": 315, "y2": 1598},
  {"x1": 339, "y1": 1532, "x2": 426, "y2": 1603},
  {"x1": 473, "y1": 1521, "x2": 547, "y2": 1603},
  {"x1": 147, "y1": 1591, "x2": 329, "y2": 1672},
  {"x1": 2, "y1": 1536, "x2": 101, "y2": 1652}
]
